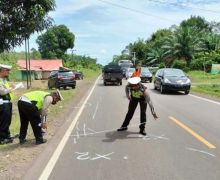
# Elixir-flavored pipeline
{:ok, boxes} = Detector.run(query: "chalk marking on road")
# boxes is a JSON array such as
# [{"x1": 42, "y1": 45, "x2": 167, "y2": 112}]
[
  {"x1": 186, "y1": 147, "x2": 216, "y2": 157},
  {"x1": 83, "y1": 124, "x2": 86, "y2": 136},
  {"x1": 39, "y1": 76, "x2": 100, "y2": 180},
  {"x1": 189, "y1": 94, "x2": 220, "y2": 106},
  {"x1": 92, "y1": 102, "x2": 99, "y2": 120},
  {"x1": 91, "y1": 152, "x2": 114, "y2": 160},
  {"x1": 169, "y1": 116, "x2": 216, "y2": 149},
  {"x1": 74, "y1": 152, "x2": 114, "y2": 161}
]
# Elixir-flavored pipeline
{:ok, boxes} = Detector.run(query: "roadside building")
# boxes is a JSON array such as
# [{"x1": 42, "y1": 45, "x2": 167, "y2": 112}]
[{"x1": 17, "y1": 59, "x2": 64, "y2": 80}]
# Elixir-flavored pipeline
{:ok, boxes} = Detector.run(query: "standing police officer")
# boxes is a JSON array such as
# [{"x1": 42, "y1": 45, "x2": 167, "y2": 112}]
[
  {"x1": 118, "y1": 77, "x2": 158, "y2": 136},
  {"x1": 0, "y1": 64, "x2": 14, "y2": 144},
  {"x1": 17, "y1": 90, "x2": 63, "y2": 145}
]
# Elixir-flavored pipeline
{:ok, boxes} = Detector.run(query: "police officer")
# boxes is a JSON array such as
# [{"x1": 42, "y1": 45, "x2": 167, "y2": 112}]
[
  {"x1": 118, "y1": 77, "x2": 158, "y2": 136},
  {"x1": 0, "y1": 64, "x2": 14, "y2": 144},
  {"x1": 17, "y1": 90, "x2": 63, "y2": 145}
]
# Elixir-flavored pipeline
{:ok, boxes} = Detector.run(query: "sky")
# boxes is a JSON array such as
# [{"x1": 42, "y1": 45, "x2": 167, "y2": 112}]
[{"x1": 15, "y1": 0, "x2": 220, "y2": 65}]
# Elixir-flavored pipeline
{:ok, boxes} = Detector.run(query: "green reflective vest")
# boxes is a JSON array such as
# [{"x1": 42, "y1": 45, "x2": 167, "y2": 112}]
[
  {"x1": 131, "y1": 90, "x2": 142, "y2": 98},
  {"x1": 0, "y1": 78, "x2": 14, "y2": 100},
  {"x1": 24, "y1": 91, "x2": 50, "y2": 110}
]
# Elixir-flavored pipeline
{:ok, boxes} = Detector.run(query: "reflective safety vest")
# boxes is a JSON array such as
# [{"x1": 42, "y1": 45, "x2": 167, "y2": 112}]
[
  {"x1": 131, "y1": 90, "x2": 142, "y2": 98},
  {"x1": 0, "y1": 78, "x2": 14, "y2": 101},
  {"x1": 132, "y1": 70, "x2": 141, "y2": 77},
  {"x1": 24, "y1": 91, "x2": 50, "y2": 110}
]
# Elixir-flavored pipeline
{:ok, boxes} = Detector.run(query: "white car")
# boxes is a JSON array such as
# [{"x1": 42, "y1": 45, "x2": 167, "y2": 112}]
[{"x1": 125, "y1": 68, "x2": 135, "y2": 79}]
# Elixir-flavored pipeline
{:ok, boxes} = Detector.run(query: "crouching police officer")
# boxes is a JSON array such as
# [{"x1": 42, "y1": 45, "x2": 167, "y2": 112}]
[
  {"x1": 17, "y1": 90, "x2": 63, "y2": 145},
  {"x1": 0, "y1": 64, "x2": 14, "y2": 144},
  {"x1": 118, "y1": 77, "x2": 158, "y2": 136}
]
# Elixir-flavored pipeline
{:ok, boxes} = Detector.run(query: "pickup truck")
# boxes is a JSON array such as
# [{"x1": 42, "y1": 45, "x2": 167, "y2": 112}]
[{"x1": 103, "y1": 65, "x2": 123, "y2": 86}]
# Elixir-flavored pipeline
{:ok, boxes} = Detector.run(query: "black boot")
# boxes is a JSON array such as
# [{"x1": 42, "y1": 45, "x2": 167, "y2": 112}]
[
  {"x1": 36, "y1": 138, "x2": 47, "y2": 145},
  {"x1": 117, "y1": 127, "x2": 128, "y2": 131},
  {"x1": 139, "y1": 129, "x2": 146, "y2": 136}
]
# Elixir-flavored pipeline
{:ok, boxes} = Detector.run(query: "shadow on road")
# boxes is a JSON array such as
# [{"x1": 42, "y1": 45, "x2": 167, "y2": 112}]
[{"x1": 102, "y1": 131, "x2": 142, "y2": 143}]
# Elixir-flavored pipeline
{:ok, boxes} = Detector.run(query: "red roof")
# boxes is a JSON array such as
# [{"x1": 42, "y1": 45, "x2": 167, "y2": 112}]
[{"x1": 17, "y1": 59, "x2": 64, "y2": 71}]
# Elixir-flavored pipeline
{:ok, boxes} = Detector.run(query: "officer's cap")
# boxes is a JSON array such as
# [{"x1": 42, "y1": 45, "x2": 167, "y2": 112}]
[
  {"x1": 127, "y1": 77, "x2": 141, "y2": 84},
  {"x1": 0, "y1": 64, "x2": 12, "y2": 70}
]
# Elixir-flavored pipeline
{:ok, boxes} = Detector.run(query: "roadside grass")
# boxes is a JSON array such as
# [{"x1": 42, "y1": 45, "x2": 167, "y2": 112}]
[
  {"x1": 0, "y1": 68, "x2": 100, "y2": 149},
  {"x1": 187, "y1": 71, "x2": 220, "y2": 99}
]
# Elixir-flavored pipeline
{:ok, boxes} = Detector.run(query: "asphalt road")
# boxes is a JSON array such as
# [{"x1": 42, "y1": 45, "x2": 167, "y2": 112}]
[{"x1": 33, "y1": 78, "x2": 220, "y2": 180}]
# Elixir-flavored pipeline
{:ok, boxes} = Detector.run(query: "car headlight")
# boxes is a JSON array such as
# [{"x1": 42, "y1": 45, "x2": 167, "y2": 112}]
[
  {"x1": 185, "y1": 78, "x2": 191, "y2": 84},
  {"x1": 164, "y1": 78, "x2": 171, "y2": 83}
]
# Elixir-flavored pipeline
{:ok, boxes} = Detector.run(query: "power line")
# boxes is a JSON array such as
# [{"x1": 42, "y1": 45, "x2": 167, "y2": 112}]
[
  {"x1": 97, "y1": 0, "x2": 178, "y2": 23},
  {"x1": 147, "y1": 0, "x2": 220, "y2": 14}
]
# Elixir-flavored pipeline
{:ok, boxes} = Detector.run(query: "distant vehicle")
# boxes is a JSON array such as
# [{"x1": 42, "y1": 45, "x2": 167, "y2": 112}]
[
  {"x1": 118, "y1": 59, "x2": 133, "y2": 66},
  {"x1": 154, "y1": 68, "x2": 191, "y2": 94},
  {"x1": 140, "y1": 67, "x2": 152, "y2": 83},
  {"x1": 48, "y1": 70, "x2": 76, "y2": 90},
  {"x1": 103, "y1": 65, "x2": 123, "y2": 86},
  {"x1": 125, "y1": 68, "x2": 135, "y2": 79},
  {"x1": 119, "y1": 63, "x2": 133, "y2": 78}
]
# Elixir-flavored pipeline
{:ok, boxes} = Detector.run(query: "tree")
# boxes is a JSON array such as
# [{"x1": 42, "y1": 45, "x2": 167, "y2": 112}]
[
  {"x1": 0, "y1": 0, "x2": 55, "y2": 52},
  {"x1": 37, "y1": 25, "x2": 75, "y2": 58},
  {"x1": 163, "y1": 26, "x2": 202, "y2": 65},
  {"x1": 30, "y1": 48, "x2": 41, "y2": 59}
]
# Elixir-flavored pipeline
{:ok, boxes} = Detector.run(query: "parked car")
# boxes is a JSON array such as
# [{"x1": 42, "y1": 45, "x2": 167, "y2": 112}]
[
  {"x1": 125, "y1": 68, "x2": 135, "y2": 79},
  {"x1": 154, "y1": 68, "x2": 191, "y2": 94},
  {"x1": 140, "y1": 67, "x2": 152, "y2": 83},
  {"x1": 48, "y1": 70, "x2": 76, "y2": 90},
  {"x1": 73, "y1": 71, "x2": 84, "y2": 80}
]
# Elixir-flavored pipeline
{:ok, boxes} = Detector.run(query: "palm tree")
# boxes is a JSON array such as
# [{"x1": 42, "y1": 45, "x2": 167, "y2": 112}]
[{"x1": 162, "y1": 26, "x2": 202, "y2": 65}]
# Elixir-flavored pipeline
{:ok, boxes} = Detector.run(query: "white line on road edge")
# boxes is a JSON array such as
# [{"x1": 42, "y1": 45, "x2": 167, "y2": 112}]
[
  {"x1": 39, "y1": 76, "x2": 100, "y2": 180},
  {"x1": 189, "y1": 94, "x2": 220, "y2": 106}
]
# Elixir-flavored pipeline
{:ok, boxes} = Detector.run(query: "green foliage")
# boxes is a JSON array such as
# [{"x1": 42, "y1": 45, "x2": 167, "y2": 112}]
[
  {"x1": 0, "y1": 0, "x2": 55, "y2": 52},
  {"x1": 36, "y1": 25, "x2": 75, "y2": 58},
  {"x1": 159, "y1": 62, "x2": 166, "y2": 68},
  {"x1": 172, "y1": 60, "x2": 187, "y2": 70}
]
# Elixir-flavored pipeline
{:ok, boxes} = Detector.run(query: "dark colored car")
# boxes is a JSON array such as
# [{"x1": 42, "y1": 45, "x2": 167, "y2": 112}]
[
  {"x1": 48, "y1": 70, "x2": 76, "y2": 90},
  {"x1": 74, "y1": 71, "x2": 84, "y2": 80},
  {"x1": 154, "y1": 68, "x2": 191, "y2": 94},
  {"x1": 140, "y1": 67, "x2": 152, "y2": 83}
]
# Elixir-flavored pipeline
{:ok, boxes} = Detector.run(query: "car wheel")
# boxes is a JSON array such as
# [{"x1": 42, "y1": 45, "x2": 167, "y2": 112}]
[
  {"x1": 154, "y1": 83, "x2": 157, "y2": 90},
  {"x1": 104, "y1": 81, "x2": 107, "y2": 86},
  {"x1": 185, "y1": 90, "x2": 190, "y2": 95},
  {"x1": 72, "y1": 86, "x2": 75, "y2": 89},
  {"x1": 64, "y1": 86, "x2": 67, "y2": 90},
  {"x1": 160, "y1": 85, "x2": 164, "y2": 94},
  {"x1": 120, "y1": 81, "x2": 122, "y2": 85}
]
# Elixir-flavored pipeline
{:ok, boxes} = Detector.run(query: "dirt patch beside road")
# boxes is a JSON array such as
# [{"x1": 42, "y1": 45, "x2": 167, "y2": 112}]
[{"x1": 0, "y1": 77, "x2": 98, "y2": 180}]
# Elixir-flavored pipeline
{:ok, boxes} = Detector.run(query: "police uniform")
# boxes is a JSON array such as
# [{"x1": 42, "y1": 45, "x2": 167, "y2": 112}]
[
  {"x1": 118, "y1": 77, "x2": 157, "y2": 135},
  {"x1": 0, "y1": 64, "x2": 13, "y2": 144},
  {"x1": 17, "y1": 90, "x2": 63, "y2": 144}
]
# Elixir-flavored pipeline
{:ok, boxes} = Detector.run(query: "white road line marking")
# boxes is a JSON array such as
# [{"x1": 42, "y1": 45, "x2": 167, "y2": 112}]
[
  {"x1": 38, "y1": 76, "x2": 100, "y2": 180},
  {"x1": 186, "y1": 147, "x2": 216, "y2": 157},
  {"x1": 189, "y1": 94, "x2": 220, "y2": 105}
]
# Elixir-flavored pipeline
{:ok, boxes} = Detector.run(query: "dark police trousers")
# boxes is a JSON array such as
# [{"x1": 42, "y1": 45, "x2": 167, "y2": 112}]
[
  {"x1": 121, "y1": 97, "x2": 147, "y2": 130},
  {"x1": 17, "y1": 100, "x2": 43, "y2": 140},
  {"x1": 0, "y1": 103, "x2": 12, "y2": 139}
]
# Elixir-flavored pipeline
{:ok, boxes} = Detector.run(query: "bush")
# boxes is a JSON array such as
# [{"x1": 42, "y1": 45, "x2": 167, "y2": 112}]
[
  {"x1": 190, "y1": 59, "x2": 213, "y2": 72},
  {"x1": 159, "y1": 62, "x2": 166, "y2": 68},
  {"x1": 172, "y1": 60, "x2": 187, "y2": 70}
]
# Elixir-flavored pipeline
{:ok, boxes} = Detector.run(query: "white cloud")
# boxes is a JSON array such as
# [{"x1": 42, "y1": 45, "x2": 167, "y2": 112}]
[{"x1": 15, "y1": 0, "x2": 220, "y2": 65}]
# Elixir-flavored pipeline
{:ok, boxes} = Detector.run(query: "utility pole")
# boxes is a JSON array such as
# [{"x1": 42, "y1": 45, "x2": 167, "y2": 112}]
[
  {"x1": 132, "y1": 52, "x2": 136, "y2": 66},
  {"x1": 71, "y1": 49, "x2": 76, "y2": 61}
]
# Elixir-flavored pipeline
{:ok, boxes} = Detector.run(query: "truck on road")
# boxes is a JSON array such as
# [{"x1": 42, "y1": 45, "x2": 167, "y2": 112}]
[{"x1": 102, "y1": 65, "x2": 123, "y2": 86}]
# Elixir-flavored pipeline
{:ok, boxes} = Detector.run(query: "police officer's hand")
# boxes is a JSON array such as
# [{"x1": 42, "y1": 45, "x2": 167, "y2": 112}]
[{"x1": 152, "y1": 113, "x2": 159, "y2": 120}]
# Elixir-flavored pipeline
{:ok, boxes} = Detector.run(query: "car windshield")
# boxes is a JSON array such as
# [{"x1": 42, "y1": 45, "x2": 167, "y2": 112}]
[
  {"x1": 59, "y1": 72, "x2": 73, "y2": 77},
  {"x1": 141, "y1": 67, "x2": 150, "y2": 73},
  {"x1": 120, "y1": 63, "x2": 131, "y2": 68},
  {"x1": 164, "y1": 69, "x2": 185, "y2": 77},
  {"x1": 129, "y1": 68, "x2": 135, "y2": 72}
]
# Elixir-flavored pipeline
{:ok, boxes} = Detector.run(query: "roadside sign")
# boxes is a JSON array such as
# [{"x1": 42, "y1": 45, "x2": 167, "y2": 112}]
[{"x1": 211, "y1": 64, "x2": 220, "y2": 74}]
